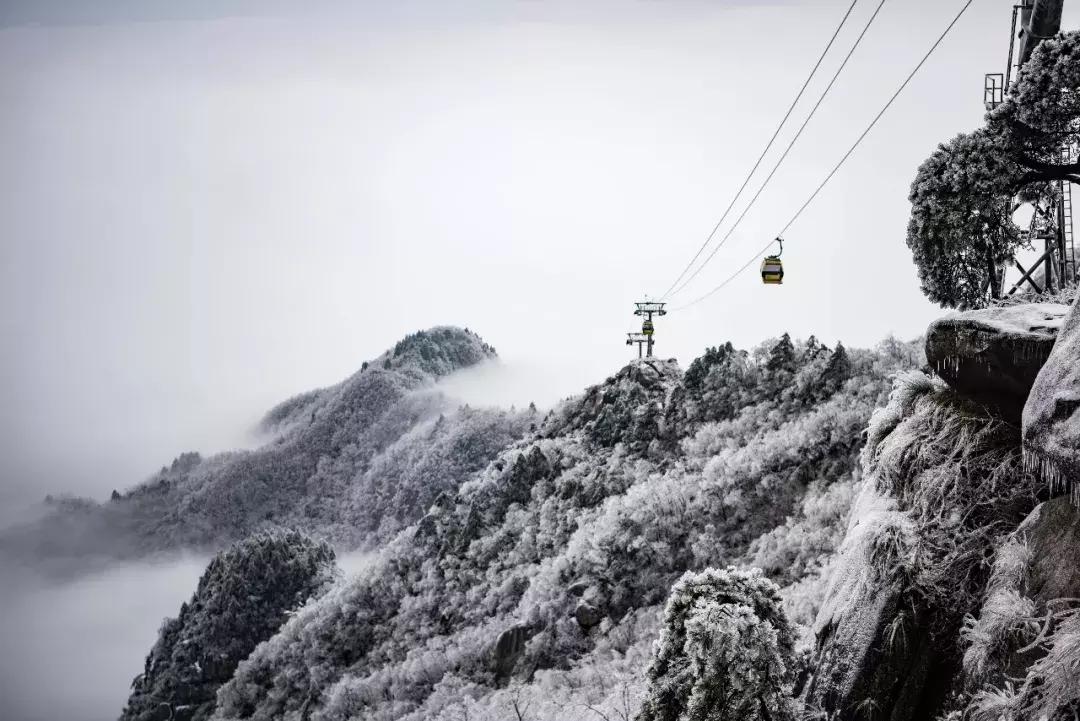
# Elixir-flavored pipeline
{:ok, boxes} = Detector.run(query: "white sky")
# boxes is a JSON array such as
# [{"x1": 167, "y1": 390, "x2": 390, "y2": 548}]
[{"x1": 2, "y1": 0, "x2": 1075, "y2": 502}]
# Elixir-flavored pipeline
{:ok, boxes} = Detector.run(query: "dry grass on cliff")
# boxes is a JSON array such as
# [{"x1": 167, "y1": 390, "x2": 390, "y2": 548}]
[
  {"x1": 968, "y1": 604, "x2": 1080, "y2": 721},
  {"x1": 861, "y1": 373, "x2": 1049, "y2": 632}
]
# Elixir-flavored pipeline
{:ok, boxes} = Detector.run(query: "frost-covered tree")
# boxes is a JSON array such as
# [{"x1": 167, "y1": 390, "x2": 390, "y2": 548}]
[
  {"x1": 766, "y1": 333, "x2": 796, "y2": 375},
  {"x1": 762, "y1": 333, "x2": 798, "y2": 398},
  {"x1": 120, "y1": 530, "x2": 336, "y2": 721},
  {"x1": 673, "y1": 342, "x2": 761, "y2": 426},
  {"x1": 818, "y1": 342, "x2": 852, "y2": 399},
  {"x1": 804, "y1": 335, "x2": 827, "y2": 359},
  {"x1": 636, "y1": 567, "x2": 797, "y2": 721},
  {"x1": 907, "y1": 130, "x2": 1024, "y2": 308},
  {"x1": 684, "y1": 344, "x2": 738, "y2": 391},
  {"x1": 906, "y1": 31, "x2": 1080, "y2": 308}
]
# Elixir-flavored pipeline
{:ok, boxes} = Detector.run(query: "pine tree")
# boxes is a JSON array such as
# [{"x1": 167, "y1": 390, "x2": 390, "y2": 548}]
[
  {"x1": 684, "y1": 343, "x2": 736, "y2": 392},
  {"x1": 766, "y1": 333, "x2": 796, "y2": 374},
  {"x1": 907, "y1": 31, "x2": 1080, "y2": 308},
  {"x1": 803, "y1": 335, "x2": 827, "y2": 360},
  {"x1": 763, "y1": 333, "x2": 797, "y2": 398},
  {"x1": 818, "y1": 342, "x2": 852, "y2": 400}
]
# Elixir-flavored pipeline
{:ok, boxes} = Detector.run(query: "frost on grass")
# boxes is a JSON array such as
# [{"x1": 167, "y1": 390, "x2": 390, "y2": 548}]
[
  {"x1": 960, "y1": 497, "x2": 1080, "y2": 721},
  {"x1": 812, "y1": 479, "x2": 912, "y2": 644},
  {"x1": 960, "y1": 535, "x2": 1036, "y2": 686},
  {"x1": 968, "y1": 608, "x2": 1080, "y2": 721},
  {"x1": 861, "y1": 371, "x2": 939, "y2": 468},
  {"x1": 863, "y1": 372, "x2": 1046, "y2": 632},
  {"x1": 637, "y1": 567, "x2": 796, "y2": 721}
]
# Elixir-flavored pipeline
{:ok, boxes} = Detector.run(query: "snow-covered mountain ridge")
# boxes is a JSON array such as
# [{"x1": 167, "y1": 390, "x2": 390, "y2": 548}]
[
  {"x1": 0, "y1": 327, "x2": 526, "y2": 573},
  {"x1": 113, "y1": 327, "x2": 920, "y2": 721}
]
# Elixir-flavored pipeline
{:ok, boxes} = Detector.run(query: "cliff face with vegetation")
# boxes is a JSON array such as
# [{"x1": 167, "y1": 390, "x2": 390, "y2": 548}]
[{"x1": 805, "y1": 297, "x2": 1080, "y2": 721}]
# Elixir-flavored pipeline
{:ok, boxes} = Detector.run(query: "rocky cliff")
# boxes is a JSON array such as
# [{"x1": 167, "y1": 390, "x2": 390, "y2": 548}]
[{"x1": 807, "y1": 297, "x2": 1080, "y2": 721}]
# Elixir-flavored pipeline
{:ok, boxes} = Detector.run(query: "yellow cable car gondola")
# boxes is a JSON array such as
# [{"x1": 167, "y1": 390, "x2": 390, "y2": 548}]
[
  {"x1": 642, "y1": 319, "x2": 655, "y2": 336},
  {"x1": 761, "y1": 236, "x2": 784, "y2": 285}
]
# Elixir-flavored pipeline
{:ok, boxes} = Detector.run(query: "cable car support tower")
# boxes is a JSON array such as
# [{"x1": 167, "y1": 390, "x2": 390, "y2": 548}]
[
  {"x1": 985, "y1": 0, "x2": 1076, "y2": 295},
  {"x1": 631, "y1": 301, "x2": 667, "y2": 358},
  {"x1": 626, "y1": 332, "x2": 649, "y2": 359}
]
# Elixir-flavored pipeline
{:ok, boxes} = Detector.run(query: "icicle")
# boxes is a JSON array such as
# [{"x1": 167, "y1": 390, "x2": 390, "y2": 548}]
[{"x1": 1024, "y1": 446, "x2": 1078, "y2": 508}]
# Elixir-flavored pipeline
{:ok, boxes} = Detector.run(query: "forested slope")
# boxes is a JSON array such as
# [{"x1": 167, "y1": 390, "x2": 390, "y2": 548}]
[{"x1": 203, "y1": 334, "x2": 920, "y2": 721}]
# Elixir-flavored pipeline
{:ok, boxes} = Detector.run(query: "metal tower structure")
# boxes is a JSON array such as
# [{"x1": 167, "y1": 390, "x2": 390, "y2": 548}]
[
  {"x1": 1018, "y1": 0, "x2": 1064, "y2": 67},
  {"x1": 633, "y1": 301, "x2": 667, "y2": 358},
  {"x1": 986, "y1": 0, "x2": 1076, "y2": 294},
  {"x1": 983, "y1": 1, "x2": 1058, "y2": 110},
  {"x1": 625, "y1": 332, "x2": 649, "y2": 359}
]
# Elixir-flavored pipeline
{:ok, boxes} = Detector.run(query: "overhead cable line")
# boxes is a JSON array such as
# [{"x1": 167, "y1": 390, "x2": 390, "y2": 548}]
[
  {"x1": 673, "y1": 0, "x2": 977, "y2": 311},
  {"x1": 666, "y1": 0, "x2": 888, "y2": 300},
  {"x1": 656, "y1": 0, "x2": 861, "y2": 301}
]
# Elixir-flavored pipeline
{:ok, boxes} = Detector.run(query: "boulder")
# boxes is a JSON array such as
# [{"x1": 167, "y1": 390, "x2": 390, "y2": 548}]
[
  {"x1": 573, "y1": 602, "x2": 603, "y2": 630},
  {"x1": 1016, "y1": 496, "x2": 1080, "y2": 602},
  {"x1": 566, "y1": 580, "x2": 591, "y2": 597},
  {"x1": 1022, "y1": 298, "x2": 1080, "y2": 483},
  {"x1": 492, "y1": 624, "x2": 532, "y2": 678},
  {"x1": 925, "y1": 303, "x2": 1068, "y2": 417},
  {"x1": 806, "y1": 483, "x2": 943, "y2": 721}
]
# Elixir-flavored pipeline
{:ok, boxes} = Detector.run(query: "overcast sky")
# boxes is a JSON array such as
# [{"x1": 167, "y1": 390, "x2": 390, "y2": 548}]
[{"x1": 2, "y1": 0, "x2": 1073, "y2": 504}]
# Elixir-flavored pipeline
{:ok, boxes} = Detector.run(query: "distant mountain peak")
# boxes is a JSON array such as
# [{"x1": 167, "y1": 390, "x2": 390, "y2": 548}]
[
  {"x1": 258, "y1": 326, "x2": 495, "y2": 437},
  {"x1": 380, "y1": 326, "x2": 497, "y2": 378}
]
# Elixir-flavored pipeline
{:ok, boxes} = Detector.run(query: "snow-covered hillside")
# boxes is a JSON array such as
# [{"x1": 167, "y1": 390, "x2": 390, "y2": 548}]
[
  {"x1": 23, "y1": 312, "x2": 1078, "y2": 721},
  {"x1": 108, "y1": 328, "x2": 922, "y2": 721}
]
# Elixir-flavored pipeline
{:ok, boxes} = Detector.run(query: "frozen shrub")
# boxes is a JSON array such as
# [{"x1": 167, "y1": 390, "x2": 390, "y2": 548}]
[
  {"x1": 637, "y1": 567, "x2": 796, "y2": 721},
  {"x1": 961, "y1": 535, "x2": 1037, "y2": 685}
]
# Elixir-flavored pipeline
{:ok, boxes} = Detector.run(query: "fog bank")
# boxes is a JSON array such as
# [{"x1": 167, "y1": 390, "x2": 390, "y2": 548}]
[
  {"x1": 0, "y1": 556, "x2": 208, "y2": 721},
  {"x1": 436, "y1": 356, "x2": 602, "y2": 411}
]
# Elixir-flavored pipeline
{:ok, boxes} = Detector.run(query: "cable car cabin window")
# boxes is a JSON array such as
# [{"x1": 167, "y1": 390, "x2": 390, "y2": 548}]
[{"x1": 761, "y1": 256, "x2": 784, "y2": 285}]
